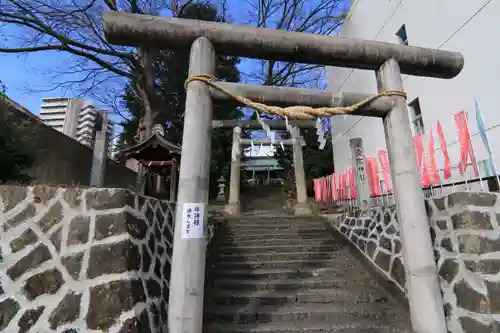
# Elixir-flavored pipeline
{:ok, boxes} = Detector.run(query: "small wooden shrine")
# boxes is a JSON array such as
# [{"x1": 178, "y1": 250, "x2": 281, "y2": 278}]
[{"x1": 119, "y1": 124, "x2": 181, "y2": 200}]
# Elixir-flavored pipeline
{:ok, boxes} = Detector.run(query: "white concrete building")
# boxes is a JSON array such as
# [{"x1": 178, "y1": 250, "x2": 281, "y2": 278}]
[
  {"x1": 40, "y1": 97, "x2": 114, "y2": 150},
  {"x1": 327, "y1": 0, "x2": 500, "y2": 188}
]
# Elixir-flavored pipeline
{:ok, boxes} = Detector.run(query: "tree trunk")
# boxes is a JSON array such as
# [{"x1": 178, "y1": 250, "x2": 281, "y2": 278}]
[
  {"x1": 135, "y1": 47, "x2": 157, "y2": 193},
  {"x1": 138, "y1": 47, "x2": 156, "y2": 138}
]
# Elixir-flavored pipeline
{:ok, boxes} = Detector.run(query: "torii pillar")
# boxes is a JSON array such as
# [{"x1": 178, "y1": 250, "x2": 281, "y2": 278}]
[
  {"x1": 291, "y1": 127, "x2": 312, "y2": 216},
  {"x1": 226, "y1": 126, "x2": 242, "y2": 215}
]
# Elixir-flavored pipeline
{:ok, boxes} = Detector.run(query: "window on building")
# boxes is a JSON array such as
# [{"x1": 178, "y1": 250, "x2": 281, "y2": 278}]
[
  {"x1": 396, "y1": 24, "x2": 408, "y2": 45},
  {"x1": 408, "y1": 98, "x2": 425, "y2": 134}
]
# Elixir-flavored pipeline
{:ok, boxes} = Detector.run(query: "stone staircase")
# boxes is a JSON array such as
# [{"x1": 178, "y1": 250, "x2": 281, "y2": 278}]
[{"x1": 203, "y1": 215, "x2": 412, "y2": 332}]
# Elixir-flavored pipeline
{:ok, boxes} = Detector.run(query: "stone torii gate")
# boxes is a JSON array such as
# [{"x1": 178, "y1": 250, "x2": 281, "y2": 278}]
[
  {"x1": 214, "y1": 119, "x2": 316, "y2": 216},
  {"x1": 103, "y1": 12, "x2": 463, "y2": 333}
]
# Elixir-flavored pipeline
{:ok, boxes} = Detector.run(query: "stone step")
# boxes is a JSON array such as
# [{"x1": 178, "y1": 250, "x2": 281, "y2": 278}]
[
  {"x1": 218, "y1": 243, "x2": 345, "y2": 254},
  {"x1": 219, "y1": 237, "x2": 336, "y2": 247},
  {"x1": 214, "y1": 266, "x2": 369, "y2": 279},
  {"x1": 204, "y1": 303, "x2": 407, "y2": 325},
  {"x1": 204, "y1": 214, "x2": 410, "y2": 333},
  {"x1": 204, "y1": 321, "x2": 412, "y2": 333},
  {"x1": 206, "y1": 288, "x2": 390, "y2": 306},
  {"x1": 225, "y1": 230, "x2": 332, "y2": 240},
  {"x1": 227, "y1": 228, "x2": 329, "y2": 235},
  {"x1": 244, "y1": 223, "x2": 329, "y2": 227},
  {"x1": 212, "y1": 276, "x2": 381, "y2": 291},
  {"x1": 215, "y1": 259, "x2": 359, "y2": 270},
  {"x1": 228, "y1": 219, "x2": 326, "y2": 224},
  {"x1": 219, "y1": 251, "x2": 347, "y2": 262},
  {"x1": 227, "y1": 217, "x2": 325, "y2": 223},
  {"x1": 228, "y1": 223, "x2": 328, "y2": 231}
]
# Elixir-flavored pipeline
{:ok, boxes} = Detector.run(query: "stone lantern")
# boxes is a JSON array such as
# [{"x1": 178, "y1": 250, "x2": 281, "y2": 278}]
[{"x1": 216, "y1": 176, "x2": 226, "y2": 202}]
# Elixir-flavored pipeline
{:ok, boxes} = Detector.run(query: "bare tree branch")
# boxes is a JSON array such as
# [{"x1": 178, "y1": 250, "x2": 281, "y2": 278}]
[
  {"x1": 239, "y1": 0, "x2": 345, "y2": 89},
  {"x1": 0, "y1": 0, "x2": 196, "y2": 124}
]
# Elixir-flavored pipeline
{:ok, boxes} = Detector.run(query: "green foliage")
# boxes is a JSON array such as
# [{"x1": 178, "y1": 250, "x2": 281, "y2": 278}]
[
  {"x1": 121, "y1": 2, "x2": 243, "y2": 198},
  {"x1": 0, "y1": 98, "x2": 36, "y2": 183}
]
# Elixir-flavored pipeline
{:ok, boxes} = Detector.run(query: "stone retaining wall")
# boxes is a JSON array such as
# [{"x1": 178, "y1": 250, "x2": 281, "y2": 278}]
[
  {"x1": 331, "y1": 206, "x2": 405, "y2": 291},
  {"x1": 330, "y1": 192, "x2": 500, "y2": 333},
  {"x1": 0, "y1": 186, "x2": 175, "y2": 333}
]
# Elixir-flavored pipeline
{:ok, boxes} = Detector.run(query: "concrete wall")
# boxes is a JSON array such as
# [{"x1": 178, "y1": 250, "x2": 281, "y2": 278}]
[
  {"x1": 3, "y1": 101, "x2": 136, "y2": 188},
  {"x1": 329, "y1": 192, "x2": 500, "y2": 332},
  {"x1": 328, "y1": 0, "x2": 500, "y2": 184},
  {"x1": 0, "y1": 186, "x2": 175, "y2": 332}
]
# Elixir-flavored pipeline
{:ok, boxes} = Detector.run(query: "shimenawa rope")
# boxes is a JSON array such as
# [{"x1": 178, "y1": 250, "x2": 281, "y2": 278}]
[{"x1": 184, "y1": 74, "x2": 406, "y2": 120}]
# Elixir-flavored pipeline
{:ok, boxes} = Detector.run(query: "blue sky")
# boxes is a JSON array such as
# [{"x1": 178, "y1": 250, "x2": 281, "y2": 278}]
[
  {"x1": 0, "y1": 0, "x2": 348, "y2": 129},
  {"x1": 1, "y1": 52, "x2": 64, "y2": 113}
]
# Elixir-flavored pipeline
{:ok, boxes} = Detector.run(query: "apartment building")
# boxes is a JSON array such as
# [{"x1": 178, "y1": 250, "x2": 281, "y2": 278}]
[
  {"x1": 40, "y1": 97, "x2": 113, "y2": 150},
  {"x1": 327, "y1": 0, "x2": 499, "y2": 186}
]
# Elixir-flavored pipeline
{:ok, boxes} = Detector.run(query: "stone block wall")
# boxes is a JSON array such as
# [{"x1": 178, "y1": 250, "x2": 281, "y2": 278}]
[
  {"x1": 332, "y1": 206, "x2": 405, "y2": 290},
  {"x1": 331, "y1": 192, "x2": 500, "y2": 333},
  {"x1": 429, "y1": 192, "x2": 500, "y2": 333},
  {"x1": 0, "y1": 186, "x2": 175, "y2": 333}
]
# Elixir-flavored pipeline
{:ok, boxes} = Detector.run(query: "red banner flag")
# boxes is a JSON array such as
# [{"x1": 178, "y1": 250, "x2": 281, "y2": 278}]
[
  {"x1": 437, "y1": 121, "x2": 452, "y2": 179},
  {"x1": 377, "y1": 150, "x2": 393, "y2": 193},
  {"x1": 428, "y1": 129, "x2": 441, "y2": 185},
  {"x1": 321, "y1": 177, "x2": 328, "y2": 201},
  {"x1": 413, "y1": 134, "x2": 431, "y2": 187},
  {"x1": 339, "y1": 172, "x2": 347, "y2": 200},
  {"x1": 348, "y1": 168, "x2": 357, "y2": 199},
  {"x1": 336, "y1": 173, "x2": 341, "y2": 200},
  {"x1": 313, "y1": 178, "x2": 321, "y2": 201},
  {"x1": 330, "y1": 173, "x2": 337, "y2": 200},
  {"x1": 454, "y1": 111, "x2": 479, "y2": 177},
  {"x1": 366, "y1": 157, "x2": 381, "y2": 196},
  {"x1": 325, "y1": 176, "x2": 330, "y2": 201}
]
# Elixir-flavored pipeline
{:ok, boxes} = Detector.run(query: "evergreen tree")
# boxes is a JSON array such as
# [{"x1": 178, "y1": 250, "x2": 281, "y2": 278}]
[
  {"x1": 120, "y1": 3, "x2": 242, "y2": 198},
  {"x1": 0, "y1": 88, "x2": 36, "y2": 183},
  {"x1": 274, "y1": 125, "x2": 334, "y2": 197}
]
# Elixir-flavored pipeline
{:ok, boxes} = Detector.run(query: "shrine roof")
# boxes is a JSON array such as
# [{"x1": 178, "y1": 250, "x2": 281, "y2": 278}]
[{"x1": 119, "y1": 133, "x2": 181, "y2": 161}]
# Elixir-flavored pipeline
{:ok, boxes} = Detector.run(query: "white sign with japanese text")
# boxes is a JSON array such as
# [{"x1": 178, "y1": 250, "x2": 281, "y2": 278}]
[{"x1": 181, "y1": 203, "x2": 205, "y2": 239}]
